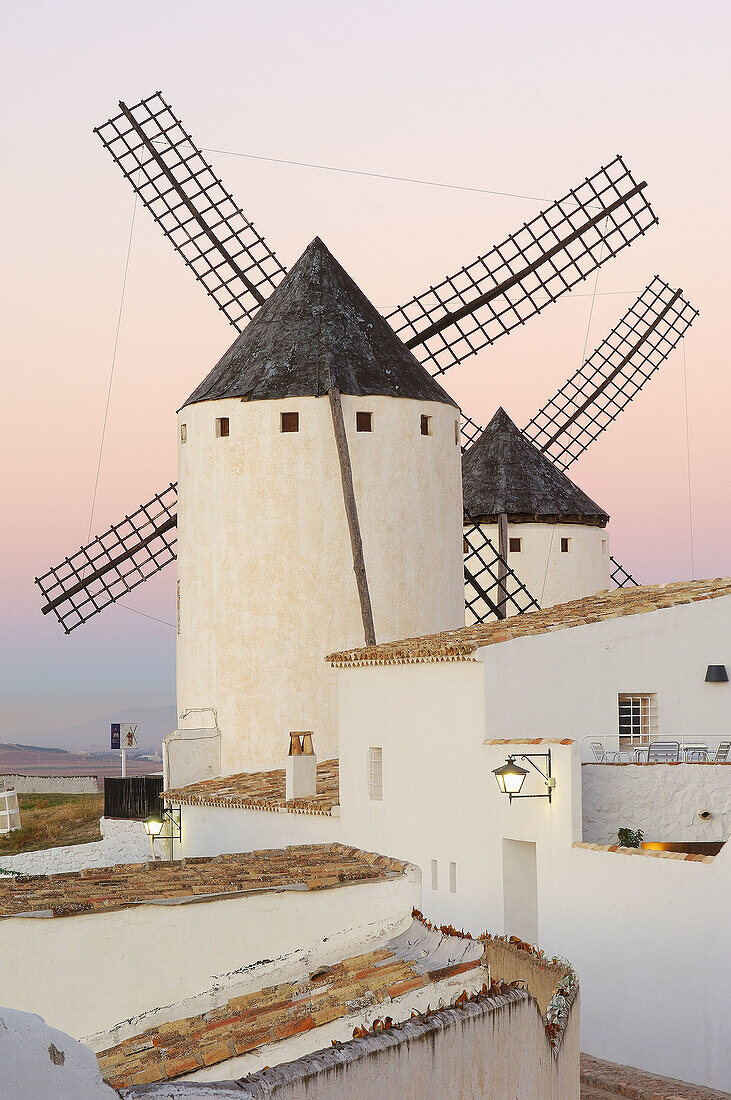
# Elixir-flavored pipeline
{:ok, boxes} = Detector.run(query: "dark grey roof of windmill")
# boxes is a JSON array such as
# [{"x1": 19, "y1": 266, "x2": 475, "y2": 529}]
[
  {"x1": 462, "y1": 407, "x2": 609, "y2": 526},
  {"x1": 183, "y1": 237, "x2": 458, "y2": 409}
]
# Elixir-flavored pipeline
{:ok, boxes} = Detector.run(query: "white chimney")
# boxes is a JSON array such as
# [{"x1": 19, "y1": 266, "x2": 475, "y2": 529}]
[{"x1": 285, "y1": 732, "x2": 317, "y2": 800}]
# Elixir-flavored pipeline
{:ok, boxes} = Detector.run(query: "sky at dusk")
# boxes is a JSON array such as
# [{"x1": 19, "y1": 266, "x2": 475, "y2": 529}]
[{"x1": 1, "y1": 1, "x2": 729, "y2": 744}]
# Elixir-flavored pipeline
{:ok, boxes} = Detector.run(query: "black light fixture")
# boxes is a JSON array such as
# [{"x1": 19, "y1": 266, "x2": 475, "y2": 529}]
[
  {"x1": 492, "y1": 757, "x2": 528, "y2": 798},
  {"x1": 144, "y1": 806, "x2": 181, "y2": 860},
  {"x1": 705, "y1": 664, "x2": 728, "y2": 683},
  {"x1": 493, "y1": 751, "x2": 555, "y2": 803}
]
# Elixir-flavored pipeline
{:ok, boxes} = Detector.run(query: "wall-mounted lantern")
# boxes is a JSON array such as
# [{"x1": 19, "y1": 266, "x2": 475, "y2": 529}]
[
  {"x1": 492, "y1": 751, "x2": 556, "y2": 804},
  {"x1": 144, "y1": 806, "x2": 181, "y2": 860},
  {"x1": 705, "y1": 664, "x2": 728, "y2": 683}
]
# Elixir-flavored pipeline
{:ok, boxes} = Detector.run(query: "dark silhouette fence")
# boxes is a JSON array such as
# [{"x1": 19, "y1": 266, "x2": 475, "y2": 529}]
[{"x1": 104, "y1": 775, "x2": 163, "y2": 820}]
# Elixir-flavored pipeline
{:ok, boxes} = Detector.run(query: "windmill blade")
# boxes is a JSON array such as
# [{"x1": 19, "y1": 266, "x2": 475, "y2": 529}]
[
  {"x1": 459, "y1": 413, "x2": 485, "y2": 451},
  {"x1": 36, "y1": 484, "x2": 178, "y2": 634},
  {"x1": 464, "y1": 523, "x2": 541, "y2": 624},
  {"x1": 523, "y1": 277, "x2": 698, "y2": 470},
  {"x1": 609, "y1": 555, "x2": 639, "y2": 589},
  {"x1": 95, "y1": 91, "x2": 287, "y2": 331},
  {"x1": 387, "y1": 155, "x2": 657, "y2": 376}
]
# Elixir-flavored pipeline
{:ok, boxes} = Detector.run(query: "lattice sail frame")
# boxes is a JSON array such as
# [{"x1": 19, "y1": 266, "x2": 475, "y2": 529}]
[
  {"x1": 95, "y1": 92, "x2": 287, "y2": 331},
  {"x1": 463, "y1": 523, "x2": 541, "y2": 625},
  {"x1": 387, "y1": 155, "x2": 658, "y2": 376},
  {"x1": 609, "y1": 555, "x2": 639, "y2": 589},
  {"x1": 523, "y1": 277, "x2": 698, "y2": 470},
  {"x1": 35, "y1": 484, "x2": 178, "y2": 634}
]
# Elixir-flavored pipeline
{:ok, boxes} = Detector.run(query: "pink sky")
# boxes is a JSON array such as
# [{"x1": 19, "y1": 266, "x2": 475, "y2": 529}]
[{"x1": 2, "y1": 0, "x2": 729, "y2": 742}]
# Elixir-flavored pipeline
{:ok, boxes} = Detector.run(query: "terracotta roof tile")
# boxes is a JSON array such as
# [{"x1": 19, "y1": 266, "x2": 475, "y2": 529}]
[
  {"x1": 572, "y1": 841, "x2": 715, "y2": 863},
  {"x1": 328, "y1": 579, "x2": 731, "y2": 666},
  {"x1": 0, "y1": 843, "x2": 404, "y2": 919},
  {"x1": 96, "y1": 920, "x2": 484, "y2": 1089},
  {"x1": 166, "y1": 759, "x2": 339, "y2": 814}
]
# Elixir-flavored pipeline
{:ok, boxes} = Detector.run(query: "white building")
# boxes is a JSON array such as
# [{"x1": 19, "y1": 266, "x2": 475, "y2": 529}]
[
  {"x1": 166, "y1": 578, "x2": 731, "y2": 1092},
  {"x1": 462, "y1": 407, "x2": 610, "y2": 614},
  {"x1": 171, "y1": 237, "x2": 465, "y2": 782}
]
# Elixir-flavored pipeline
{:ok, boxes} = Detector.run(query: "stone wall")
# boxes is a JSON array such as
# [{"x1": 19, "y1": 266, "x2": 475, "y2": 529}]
[
  {"x1": 0, "y1": 818, "x2": 150, "y2": 876},
  {"x1": 582, "y1": 762, "x2": 731, "y2": 844},
  {"x1": 124, "y1": 989, "x2": 579, "y2": 1100},
  {"x1": 0, "y1": 775, "x2": 99, "y2": 794}
]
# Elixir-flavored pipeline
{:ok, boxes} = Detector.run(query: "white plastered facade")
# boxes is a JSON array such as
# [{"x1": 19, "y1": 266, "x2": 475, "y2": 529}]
[
  {"x1": 331, "y1": 593, "x2": 731, "y2": 1091},
  {"x1": 466, "y1": 519, "x2": 610, "y2": 613},
  {"x1": 176, "y1": 393, "x2": 464, "y2": 776}
]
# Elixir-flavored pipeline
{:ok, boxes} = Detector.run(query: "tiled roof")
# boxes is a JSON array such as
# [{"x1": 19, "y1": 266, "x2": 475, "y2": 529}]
[
  {"x1": 0, "y1": 844, "x2": 403, "y2": 919},
  {"x1": 328, "y1": 579, "x2": 731, "y2": 666},
  {"x1": 462, "y1": 406, "x2": 608, "y2": 524},
  {"x1": 484, "y1": 738, "x2": 575, "y2": 746},
  {"x1": 183, "y1": 237, "x2": 457, "y2": 409},
  {"x1": 165, "y1": 759, "x2": 339, "y2": 815},
  {"x1": 97, "y1": 920, "x2": 484, "y2": 1089},
  {"x1": 573, "y1": 842, "x2": 716, "y2": 863}
]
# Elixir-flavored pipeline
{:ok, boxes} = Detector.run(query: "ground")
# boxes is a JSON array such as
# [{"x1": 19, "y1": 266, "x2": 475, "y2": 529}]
[{"x1": 0, "y1": 794, "x2": 104, "y2": 856}]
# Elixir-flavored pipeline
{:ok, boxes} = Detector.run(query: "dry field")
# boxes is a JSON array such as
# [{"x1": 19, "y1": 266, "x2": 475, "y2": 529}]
[{"x1": 0, "y1": 793, "x2": 104, "y2": 856}]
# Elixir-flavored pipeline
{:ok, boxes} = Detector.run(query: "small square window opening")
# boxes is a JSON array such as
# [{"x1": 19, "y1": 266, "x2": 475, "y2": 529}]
[
  {"x1": 430, "y1": 860, "x2": 438, "y2": 891},
  {"x1": 281, "y1": 411, "x2": 299, "y2": 433},
  {"x1": 509, "y1": 537, "x2": 522, "y2": 553},
  {"x1": 367, "y1": 747, "x2": 383, "y2": 801},
  {"x1": 560, "y1": 537, "x2": 571, "y2": 553},
  {"x1": 602, "y1": 539, "x2": 608, "y2": 555},
  {"x1": 420, "y1": 414, "x2": 432, "y2": 436},
  {"x1": 215, "y1": 417, "x2": 229, "y2": 438},
  {"x1": 356, "y1": 411, "x2": 373, "y2": 432},
  {"x1": 180, "y1": 424, "x2": 187, "y2": 444}
]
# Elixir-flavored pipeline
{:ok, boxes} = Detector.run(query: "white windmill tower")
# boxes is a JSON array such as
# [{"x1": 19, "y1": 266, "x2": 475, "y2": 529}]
[
  {"x1": 35, "y1": 94, "x2": 699, "y2": 786},
  {"x1": 174, "y1": 237, "x2": 464, "y2": 776},
  {"x1": 461, "y1": 407, "x2": 610, "y2": 620}
]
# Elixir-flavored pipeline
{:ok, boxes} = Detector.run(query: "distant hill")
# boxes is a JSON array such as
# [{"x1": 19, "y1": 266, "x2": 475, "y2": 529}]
[
  {"x1": 0, "y1": 743, "x2": 161, "y2": 779},
  {"x1": 10, "y1": 706, "x2": 177, "y2": 753}
]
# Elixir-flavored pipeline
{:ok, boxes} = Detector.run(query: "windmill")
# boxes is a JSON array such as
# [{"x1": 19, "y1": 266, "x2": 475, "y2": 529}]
[{"x1": 35, "y1": 91, "x2": 697, "y2": 636}]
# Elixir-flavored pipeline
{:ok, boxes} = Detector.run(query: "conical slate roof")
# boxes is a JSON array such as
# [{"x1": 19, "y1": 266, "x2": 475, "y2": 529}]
[
  {"x1": 183, "y1": 237, "x2": 458, "y2": 409},
  {"x1": 462, "y1": 407, "x2": 609, "y2": 526}
]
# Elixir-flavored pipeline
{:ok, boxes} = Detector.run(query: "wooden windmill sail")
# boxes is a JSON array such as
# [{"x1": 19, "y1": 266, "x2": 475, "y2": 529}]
[{"x1": 36, "y1": 91, "x2": 696, "y2": 635}]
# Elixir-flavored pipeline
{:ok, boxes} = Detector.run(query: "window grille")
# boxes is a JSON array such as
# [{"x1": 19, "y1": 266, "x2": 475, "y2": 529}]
[
  {"x1": 281, "y1": 411, "x2": 299, "y2": 433},
  {"x1": 356, "y1": 411, "x2": 372, "y2": 432},
  {"x1": 215, "y1": 417, "x2": 229, "y2": 438},
  {"x1": 618, "y1": 693, "x2": 658, "y2": 747},
  {"x1": 367, "y1": 747, "x2": 383, "y2": 800}
]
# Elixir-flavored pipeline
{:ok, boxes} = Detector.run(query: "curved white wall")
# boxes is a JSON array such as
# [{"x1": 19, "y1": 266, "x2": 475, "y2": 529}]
[
  {"x1": 177, "y1": 394, "x2": 464, "y2": 774},
  {"x1": 466, "y1": 520, "x2": 610, "y2": 617}
]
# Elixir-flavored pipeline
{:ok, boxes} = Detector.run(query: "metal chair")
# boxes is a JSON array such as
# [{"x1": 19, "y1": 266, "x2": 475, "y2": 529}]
[
  {"x1": 590, "y1": 742, "x2": 607, "y2": 762},
  {"x1": 646, "y1": 741, "x2": 680, "y2": 762},
  {"x1": 713, "y1": 741, "x2": 731, "y2": 762},
  {"x1": 682, "y1": 742, "x2": 709, "y2": 761}
]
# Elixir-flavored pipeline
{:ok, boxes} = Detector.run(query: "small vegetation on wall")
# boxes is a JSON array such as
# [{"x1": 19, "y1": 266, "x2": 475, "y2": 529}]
[{"x1": 617, "y1": 826, "x2": 644, "y2": 848}]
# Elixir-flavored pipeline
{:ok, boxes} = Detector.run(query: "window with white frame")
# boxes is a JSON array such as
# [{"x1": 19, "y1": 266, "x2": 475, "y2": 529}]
[
  {"x1": 367, "y1": 747, "x2": 383, "y2": 800},
  {"x1": 618, "y1": 693, "x2": 658, "y2": 747}
]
